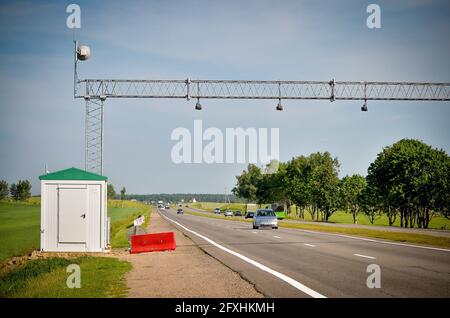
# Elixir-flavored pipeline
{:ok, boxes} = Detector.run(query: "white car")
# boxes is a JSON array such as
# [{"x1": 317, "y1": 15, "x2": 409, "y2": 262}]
[
  {"x1": 253, "y1": 209, "x2": 278, "y2": 229},
  {"x1": 224, "y1": 210, "x2": 233, "y2": 217}
]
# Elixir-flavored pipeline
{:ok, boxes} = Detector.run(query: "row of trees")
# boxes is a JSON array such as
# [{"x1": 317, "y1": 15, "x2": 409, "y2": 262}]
[
  {"x1": 107, "y1": 184, "x2": 127, "y2": 200},
  {"x1": 0, "y1": 180, "x2": 32, "y2": 201},
  {"x1": 232, "y1": 139, "x2": 450, "y2": 229}
]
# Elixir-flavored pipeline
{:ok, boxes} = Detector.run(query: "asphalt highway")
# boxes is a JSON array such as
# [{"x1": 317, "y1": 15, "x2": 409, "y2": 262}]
[{"x1": 159, "y1": 208, "x2": 450, "y2": 298}]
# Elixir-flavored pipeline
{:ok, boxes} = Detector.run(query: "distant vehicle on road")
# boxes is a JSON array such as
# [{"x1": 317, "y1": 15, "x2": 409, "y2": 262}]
[
  {"x1": 253, "y1": 209, "x2": 278, "y2": 229},
  {"x1": 271, "y1": 203, "x2": 286, "y2": 219},
  {"x1": 157, "y1": 200, "x2": 163, "y2": 208},
  {"x1": 224, "y1": 210, "x2": 233, "y2": 217},
  {"x1": 177, "y1": 208, "x2": 184, "y2": 214},
  {"x1": 165, "y1": 204, "x2": 170, "y2": 209},
  {"x1": 245, "y1": 211, "x2": 255, "y2": 219},
  {"x1": 234, "y1": 210, "x2": 242, "y2": 216},
  {"x1": 245, "y1": 203, "x2": 257, "y2": 218},
  {"x1": 274, "y1": 211, "x2": 286, "y2": 220},
  {"x1": 214, "y1": 207, "x2": 221, "y2": 214}
]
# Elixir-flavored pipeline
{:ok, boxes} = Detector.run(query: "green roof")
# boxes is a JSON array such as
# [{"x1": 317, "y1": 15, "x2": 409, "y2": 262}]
[{"x1": 39, "y1": 167, "x2": 107, "y2": 181}]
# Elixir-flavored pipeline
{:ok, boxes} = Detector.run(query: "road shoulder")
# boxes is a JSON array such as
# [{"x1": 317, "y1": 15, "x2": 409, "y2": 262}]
[{"x1": 116, "y1": 208, "x2": 264, "y2": 298}]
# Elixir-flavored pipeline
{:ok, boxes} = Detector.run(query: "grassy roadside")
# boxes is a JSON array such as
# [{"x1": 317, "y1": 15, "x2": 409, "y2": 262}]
[
  {"x1": 283, "y1": 209, "x2": 450, "y2": 230},
  {"x1": 192, "y1": 202, "x2": 246, "y2": 212},
  {"x1": 184, "y1": 209, "x2": 450, "y2": 249},
  {"x1": 0, "y1": 257, "x2": 131, "y2": 298},
  {"x1": 109, "y1": 200, "x2": 152, "y2": 248}
]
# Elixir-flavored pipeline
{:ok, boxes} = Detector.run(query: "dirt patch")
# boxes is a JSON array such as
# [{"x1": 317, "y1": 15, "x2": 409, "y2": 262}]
[{"x1": 118, "y1": 210, "x2": 264, "y2": 298}]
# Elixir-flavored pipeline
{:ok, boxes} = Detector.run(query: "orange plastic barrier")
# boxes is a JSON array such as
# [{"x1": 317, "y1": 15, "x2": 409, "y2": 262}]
[{"x1": 130, "y1": 232, "x2": 176, "y2": 254}]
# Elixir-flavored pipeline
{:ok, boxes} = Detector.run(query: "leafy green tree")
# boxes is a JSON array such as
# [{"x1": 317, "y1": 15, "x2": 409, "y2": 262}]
[
  {"x1": 120, "y1": 186, "x2": 126, "y2": 201},
  {"x1": 257, "y1": 161, "x2": 292, "y2": 210},
  {"x1": 309, "y1": 152, "x2": 340, "y2": 222},
  {"x1": 10, "y1": 180, "x2": 31, "y2": 201},
  {"x1": 107, "y1": 184, "x2": 116, "y2": 200},
  {"x1": 234, "y1": 153, "x2": 340, "y2": 222},
  {"x1": 255, "y1": 170, "x2": 275, "y2": 205},
  {"x1": 340, "y1": 174, "x2": 366, "y2": 224},
  {"x1": 232, "y1": 164, "x2": 262, "y2": 203},
  {"x1": 359, "y1": 184, "x2": 381, "y2": 224},
  {"x1": 285, "y1": 156, "x2": 312, "y2": 219},
  {"x1": 0, "y1": 180, "x2": 8, "y2": 200},
  {"x1": 367, "y1": 139, "x2": 450, "y2": 228},
  {"x1": 384, "y1": 205, "x2": 398, "y2": 227}
]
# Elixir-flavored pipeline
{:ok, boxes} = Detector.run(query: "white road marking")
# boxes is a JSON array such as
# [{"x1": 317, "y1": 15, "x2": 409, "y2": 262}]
[
  {"x1": 273, "y1": 235, "x2": 281, "y2": 239},
  {"x1": 299, "y1": 229, "x2": 450, "y2": 253},
  {"x1": 304, "y1": 243, "x2": 316, "y2": 247},
  {"x1": 160, "y1": 212, "x2": 326, "y2": 298},
  {"x1": 251, "y1": 231, "x2": 258, "y2": 234},
  {"x1": 353, "y1": 253, "x2": 376, "y2": 260}
]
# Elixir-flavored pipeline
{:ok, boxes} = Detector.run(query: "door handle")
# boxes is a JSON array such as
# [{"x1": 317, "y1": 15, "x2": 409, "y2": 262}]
[{"x1": 81, "y1": 214, "x2": 86, "y2": 219}]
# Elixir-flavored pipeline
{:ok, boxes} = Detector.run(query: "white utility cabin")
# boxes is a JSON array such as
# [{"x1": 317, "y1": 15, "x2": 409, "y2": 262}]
[{"x1": 39, "y1": 167, "x2": 109, "y2": 252}]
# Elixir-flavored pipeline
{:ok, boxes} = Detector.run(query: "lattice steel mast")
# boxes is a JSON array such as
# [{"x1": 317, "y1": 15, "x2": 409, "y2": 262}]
[{"x1": 73, "y1": 43, "x2": 450, "y2": 175}]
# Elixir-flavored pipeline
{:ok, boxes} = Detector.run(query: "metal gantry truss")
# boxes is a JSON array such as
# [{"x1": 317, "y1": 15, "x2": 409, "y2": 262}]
[
  {"x1": 77, "y1": 79, "x2": 450, "y2": 101},
  {"x1": 76, "y1": 78, "x2": 450, "y2": 174}
]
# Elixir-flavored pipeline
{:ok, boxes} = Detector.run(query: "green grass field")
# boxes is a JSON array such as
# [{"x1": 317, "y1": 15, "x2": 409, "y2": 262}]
[
  {"x1": 193, "y1": 202, "x2": 450, "y2": 230},
  {"x1": 285, "y1": 209, "x2": 450, "y2": 230},
  {"x1": 0, "y1": 202, "x2": 40, "y2": 263},
  {"x1": 108, "y1": 206, "x2": 140, "y2": 223},
  {"x1": 108, "y1": 200, "x2": 152, "y2": 248},
  {"x1": 0, "y1": 257, "x2": 131, "y2": 298}
]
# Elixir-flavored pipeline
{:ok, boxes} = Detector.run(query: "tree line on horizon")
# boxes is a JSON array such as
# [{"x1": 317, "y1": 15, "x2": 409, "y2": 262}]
[
  {"x1": 0, "y1": 180, "x2": 32, "y2": 201},
  {"x1": 232, "y1": 138, "x2": 450, "y2": 229},
  {"x1": 119, "y1": 193, "x2": 244, "y2": 204},
  {"x1": 107, "y1": 184, "x2": 127, "y2": 201},
  {"x1": 106, "y1": 183, "x2": 242, "y2": 203}
]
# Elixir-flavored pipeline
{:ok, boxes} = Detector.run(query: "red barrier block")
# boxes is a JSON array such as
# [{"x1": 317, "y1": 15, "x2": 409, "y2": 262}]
[{"x1": 130, "y1": 231, "x2": 176, "y2": 254}]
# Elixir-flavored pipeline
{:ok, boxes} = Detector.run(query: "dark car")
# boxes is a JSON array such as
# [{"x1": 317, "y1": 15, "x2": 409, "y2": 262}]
[
  {"x1": 234, "y1": 210, "x2": 242, "y2": 216},
  {"x1": 177, "y1": 208, "x2": 184, "y2": 214},
  {"x1": 245, "y1": 211, "x2": 255, "y2": 219}
]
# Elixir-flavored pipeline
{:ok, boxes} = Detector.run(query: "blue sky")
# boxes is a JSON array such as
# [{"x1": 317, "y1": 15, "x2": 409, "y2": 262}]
[{"x1": 0, "y1": 0, "x2": 449, "y2": 194}]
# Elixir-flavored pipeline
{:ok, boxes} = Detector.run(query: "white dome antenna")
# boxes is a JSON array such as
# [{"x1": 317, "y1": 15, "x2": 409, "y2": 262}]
[
  {"x1": 77, "y1": 45, "x2": 91, "y2": 61},
  {"x1": 73, "y1": 41, "x2": 91, "y2": 98}
]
